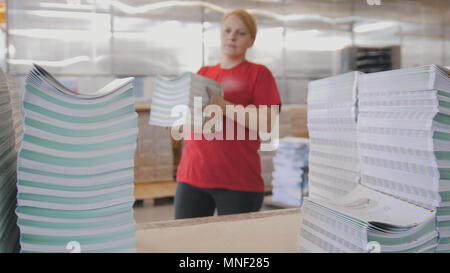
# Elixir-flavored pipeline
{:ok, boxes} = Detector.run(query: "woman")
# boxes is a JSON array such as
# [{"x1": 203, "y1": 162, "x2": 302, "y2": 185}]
[{"x1": 174, "y1": 9, "x2": 281, "y2": 219}]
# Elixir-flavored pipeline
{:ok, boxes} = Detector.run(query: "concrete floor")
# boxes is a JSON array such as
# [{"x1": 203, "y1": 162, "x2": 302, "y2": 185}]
[{"x1": 133, "y1": 196, "x2": 285, "y2": 224}]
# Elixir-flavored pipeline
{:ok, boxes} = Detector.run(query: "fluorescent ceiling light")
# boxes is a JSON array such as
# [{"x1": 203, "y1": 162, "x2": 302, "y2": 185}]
[
  {"x1": 40, "y1": 2, "x2": 95, "y2": 11},
  {"x1": 289, "y1": 29, "x2": 320, "y2": 37},
  {"x1": 103, "y1": 0, "x2": 226, "y2": 15},
  {"x1": 28, "y1": 10, "x2": 110, "y2": 21},
  {"x1": 9, "y1": 29, "x2": 111, "y2": 42},
  {"x1": 8, "y1": 56, "x2": 90, "y2": 67},
  {"x1": 354, "y1": 21, "x2": 396, "y2": 33}
]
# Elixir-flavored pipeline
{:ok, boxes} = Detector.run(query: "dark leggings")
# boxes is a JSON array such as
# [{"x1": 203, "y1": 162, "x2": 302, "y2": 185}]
[{"x1": 174, "y1": 182, "x2": 264, "y2": 219}]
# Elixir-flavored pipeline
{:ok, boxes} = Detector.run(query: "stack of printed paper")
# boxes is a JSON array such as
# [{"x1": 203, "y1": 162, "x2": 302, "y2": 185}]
[
  {"x1": 0, "y1": 69, "x2": 21, "y2": 253},
  {"x1": 149, "y1": 72, "x2": 222, "y2": 127},
  {"x1": 271, "y1": 137, "x2": 309, "y2": 207},
  {"x1": 298, "y1": 185, "x2": 438, "y2": 253},
  {"x1": 307, "y1": 72, "x2": 362, "y2": 199},
  {"x1": 16, "y1": 64, "x2": 138, "y2": 253},
  {"x1": 357, "y1": 64, "x2": 450, "y2": 252}
]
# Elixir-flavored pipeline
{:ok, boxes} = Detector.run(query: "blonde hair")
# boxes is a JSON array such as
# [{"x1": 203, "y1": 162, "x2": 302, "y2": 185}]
[{"x1": 222, "y1": 9, "x2": 257, "y2": 42}]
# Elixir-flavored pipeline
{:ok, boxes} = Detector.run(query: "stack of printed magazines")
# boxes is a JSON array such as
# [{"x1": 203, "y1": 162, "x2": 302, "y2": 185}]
[
  {"x1": 149, "y1": 72, "x2": 222, "y2": 128},
  {"x1": 357, "y1": 64, "x2": 450, "y2": 252},
  {"x1": 0, "y1": 69, "x2": 21, "y2": 253},
  {"x1": 300, "y1": 65, "x2": 450, "y2": 253},
  {"x1": 307, "y1": 72, "x2": 361, "y2": 199},
  {"x1": 16, "y1": 64, "x2": 138, "y2": 253}
]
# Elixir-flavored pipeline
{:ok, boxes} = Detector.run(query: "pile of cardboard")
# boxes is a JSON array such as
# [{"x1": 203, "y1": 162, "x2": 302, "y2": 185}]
[
  {"x1": 134, "y1": 111, "x2": 173, "y2": 183},
  {"x1": 279, "y1": 105, "x2": 308, "y2": 138}
]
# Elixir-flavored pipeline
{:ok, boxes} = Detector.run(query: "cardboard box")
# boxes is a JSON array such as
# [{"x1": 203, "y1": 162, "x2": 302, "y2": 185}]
[
  {"x1": 135, "y1": 111, "x2": 173, "y2": 183},
  {"x1": 279, "y1": 105, "x2": 308, "y2": 138}
]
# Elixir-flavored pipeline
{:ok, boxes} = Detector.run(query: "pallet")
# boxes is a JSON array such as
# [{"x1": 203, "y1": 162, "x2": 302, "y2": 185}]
[
  {"x1": 264, "y1": 185, "x2": 273, "y2": 195},
  {"x1": 135, "y1": 105, "x2": 150, "y2": 112}
]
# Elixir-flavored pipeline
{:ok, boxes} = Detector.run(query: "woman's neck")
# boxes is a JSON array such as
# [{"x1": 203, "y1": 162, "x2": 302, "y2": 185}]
[{"x1": 220, "y1": 55, "x2": 246, "y2": 69}]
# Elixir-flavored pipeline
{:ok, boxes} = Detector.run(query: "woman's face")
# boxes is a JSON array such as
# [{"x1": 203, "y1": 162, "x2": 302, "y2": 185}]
[{"x1": 221, "y1": 14, "x2": 254, "y2": 58}]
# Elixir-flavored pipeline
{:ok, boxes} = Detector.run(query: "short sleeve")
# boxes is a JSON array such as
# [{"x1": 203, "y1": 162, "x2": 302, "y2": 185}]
[
  {"x1": 252, "y1": 65, "x2": 282, "y2": 110},
  {"x1": 197, "y1": 66, "x2": 208, "y2": 76}
]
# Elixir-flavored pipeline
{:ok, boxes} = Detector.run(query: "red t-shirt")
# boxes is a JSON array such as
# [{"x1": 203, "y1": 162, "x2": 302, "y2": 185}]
[{"x1": 176, "y1": 60, "x2": 281, "y2": 192}]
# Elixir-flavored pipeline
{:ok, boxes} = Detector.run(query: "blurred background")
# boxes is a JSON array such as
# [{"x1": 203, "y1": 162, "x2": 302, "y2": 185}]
[{"x1": 1, "y1": 0, "x2": 449, "y2": 105}]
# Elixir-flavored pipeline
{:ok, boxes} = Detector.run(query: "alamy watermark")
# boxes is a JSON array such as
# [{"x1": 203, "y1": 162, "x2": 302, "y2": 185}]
[
  {"x1": 366, "y1": 241, "x2": 381, "y2": 253},
  {"x1": 66, "y1": 241, "x2": 81, "y2": 253},
  {"x1": 169, "y1": 97, "x2": 280, "y2": 151}
]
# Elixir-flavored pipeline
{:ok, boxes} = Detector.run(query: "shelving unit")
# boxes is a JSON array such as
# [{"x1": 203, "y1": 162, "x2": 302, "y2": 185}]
[{"x1": 341, "y1": 46, "x2": 401, "y2": 73}]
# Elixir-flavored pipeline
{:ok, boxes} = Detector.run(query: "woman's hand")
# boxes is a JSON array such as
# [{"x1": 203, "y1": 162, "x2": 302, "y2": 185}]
[
  {"x1": 204, "y1": 87, "x2": 274, "y2": 134},
  {"x1": 202, "y1": 87, "x2": 225, "y2": 133}
]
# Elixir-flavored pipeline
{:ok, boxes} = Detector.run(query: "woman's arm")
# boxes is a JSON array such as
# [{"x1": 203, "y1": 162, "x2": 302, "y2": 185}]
[{"x1": 205, "y1": 88, "x2": 276, "y2": 133}]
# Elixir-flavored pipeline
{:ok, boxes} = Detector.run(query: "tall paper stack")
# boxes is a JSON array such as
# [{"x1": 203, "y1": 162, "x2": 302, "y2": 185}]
[
  {"x1": 16, "y1": 64, "x2": 138, "y2": 253},
  {"x1": 299, "y1": 65, "x2": 449, "y2": 253},
  {"x1": 271, "y1": 137, "x2": 309, "y2": 207},
  {"x1": 307, "y1": 72, "x2": 361, "y2": 199},
  {"x1": 149, "y1": 72, "x2": 222, "y2": 127},
  {"x1": 357, "y1": 65, "x2": 450, "y2": 252},
  {"x1": 0, "y1": 69, "x2": 20, "y2": 253}
]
